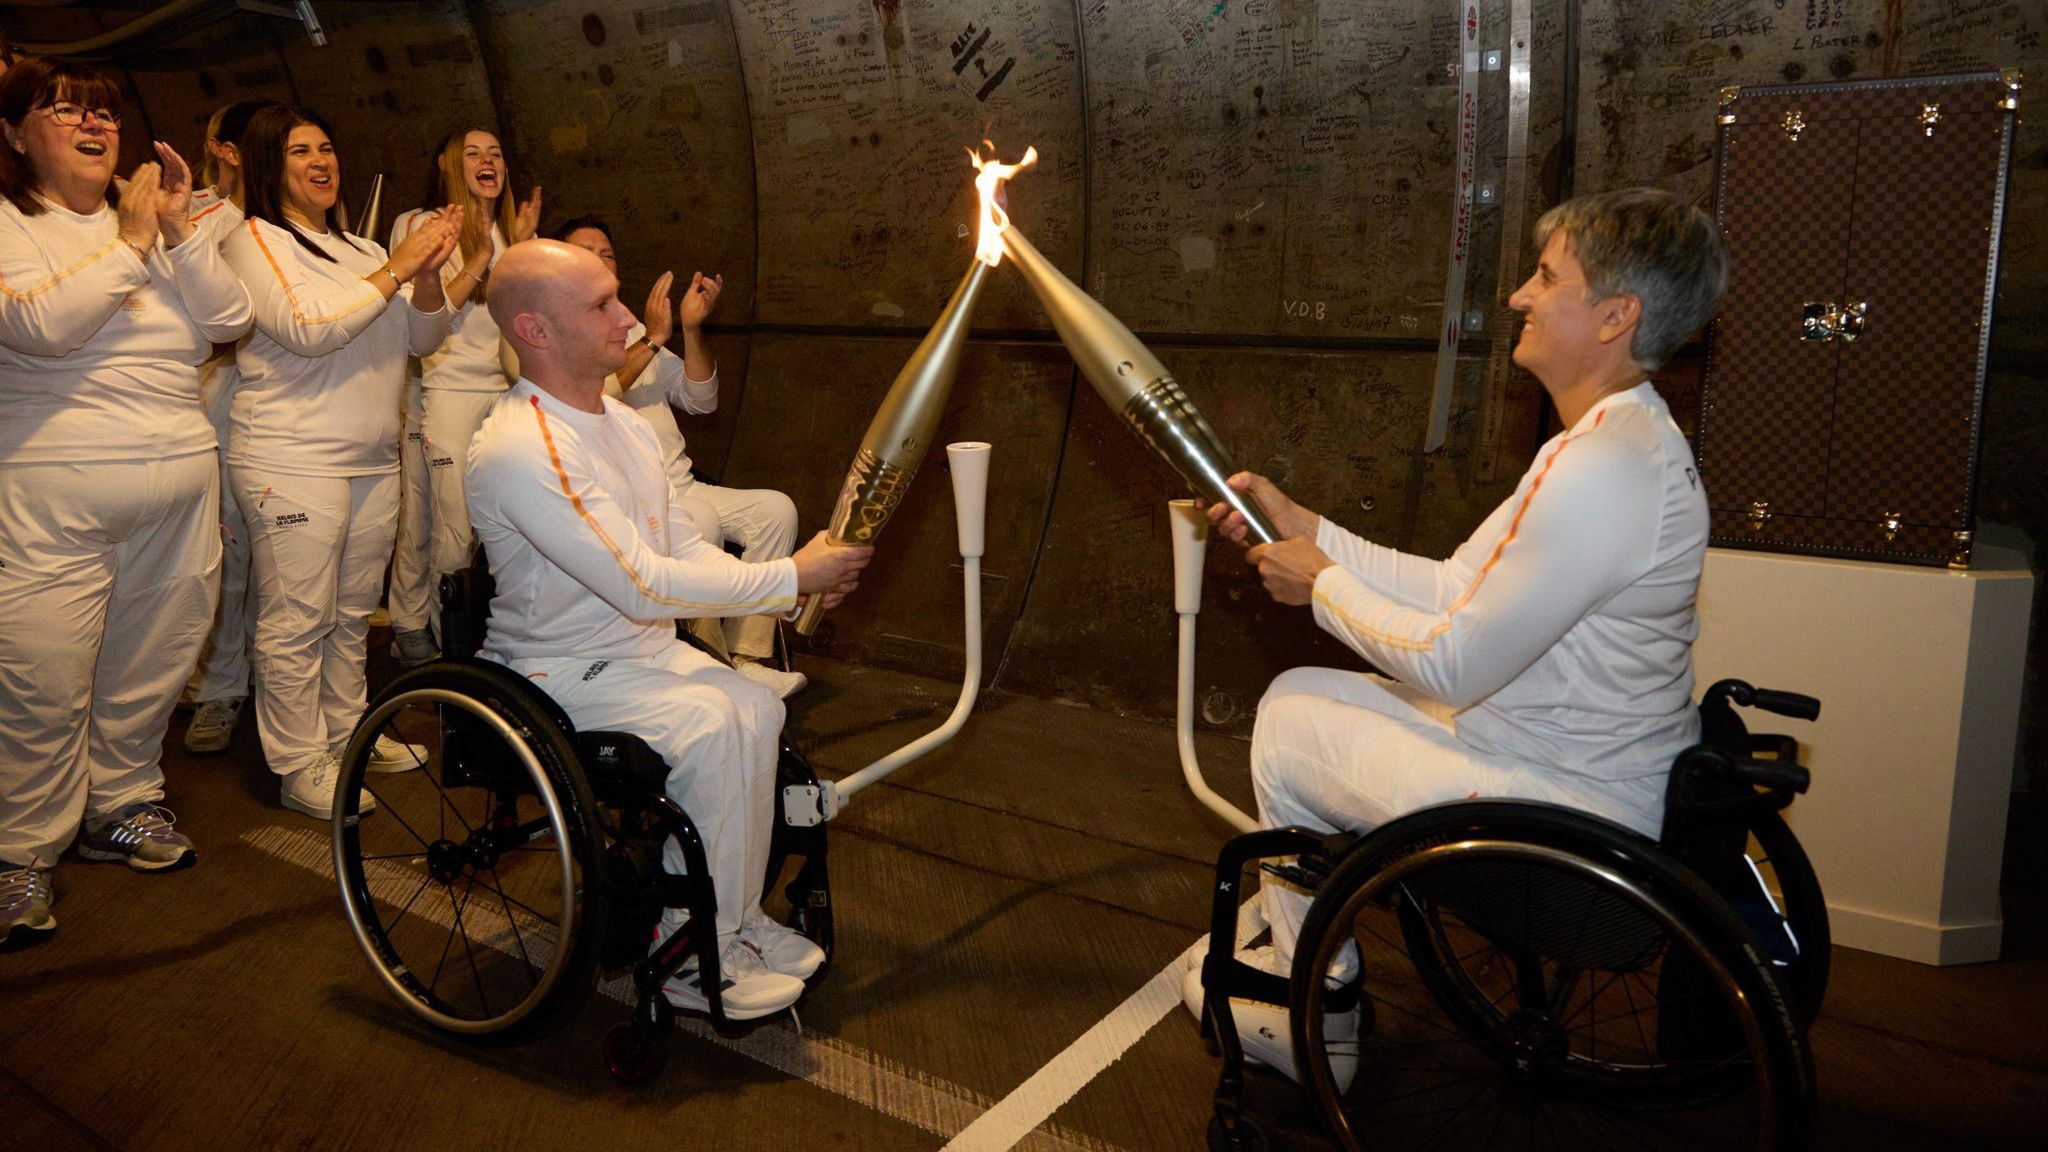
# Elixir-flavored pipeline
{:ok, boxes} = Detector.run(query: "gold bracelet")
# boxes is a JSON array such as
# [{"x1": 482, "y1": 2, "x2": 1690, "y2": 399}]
[
  {"x1": 121, "y1": 238, "x2": 150, "y2": 263},
  {"x1": 462, "y1": 267, "x2": 485, "y2": 284},
  {"x1": 375, "y1": 267, "x2": 401, "y2": 288}
]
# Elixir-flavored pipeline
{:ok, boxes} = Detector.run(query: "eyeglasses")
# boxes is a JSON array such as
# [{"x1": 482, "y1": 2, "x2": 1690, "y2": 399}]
[{"x1": 41, "y1": 102, "x2": 122, "y2": 129}]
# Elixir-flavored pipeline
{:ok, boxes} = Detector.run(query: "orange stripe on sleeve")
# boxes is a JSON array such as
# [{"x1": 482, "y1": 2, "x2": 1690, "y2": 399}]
[
  {"x1": 1313, "y1": 422, "x2": 1592, "y2": 652},
  {"x1": 246, "y1": 219, "x2": 382, "y2": 326},
  {"x1": 0, "y1": 236, "x2": 129, "y2": 302},
  {"x1": 527, "y1": 396, "x2": 792, "y2": 614}
]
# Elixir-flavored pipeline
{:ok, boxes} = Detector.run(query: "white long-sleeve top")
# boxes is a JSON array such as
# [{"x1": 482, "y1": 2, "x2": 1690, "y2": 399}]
[
  {"x1": 222, "y1": 216, "x2": 450, "y2": 476},
  {"x1": 1308, "y1": 382, "x2": 1708, "y2": 787},
  {"x1": 0, "y1": 194, "x2": 252, "y2": 462},
  {"x1": 467, "y1": 379, "x2": 797, "y2": 664},
  {"x1": 390, "y1": 209, "x2": 508, "y2": 394},
  {"x1": 189, "y1": 190, "x2": 247, "y2": 431},
  {"x1": 605, "y1": 318, "x2": 719, "y2": 490}
]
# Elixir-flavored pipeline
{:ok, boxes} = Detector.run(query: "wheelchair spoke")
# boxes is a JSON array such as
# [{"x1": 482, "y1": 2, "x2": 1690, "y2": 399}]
[
  {"x1": 1414, "y1": 1078, "x2": 1501, "y2": 1150},
  {"x1": 1369, "y1": 988, "x2": 1473, "y2": 1039},
  {"x1": 426, "y1": 771, "x2": 477, "y2": 839},
  {"x1": 473, "y1": 870, "x2": 541, "y2": 982},
  {"x1": 450, "y1": 874, "x2": 492, "y2": 1018},
  {"x1": 365, "y1": 786, "x2": 437, "y2": 856},
  {"x1": 1615, "y1": 964, "x2": 1655, "y2": 1056},
  {"x1": 385, "y1": 873, "x2": 433, "y2": 938},
  {"x1": 429, "y1": 895, "x2": 462, "y2": 997},
  {"x1": 473, "y1": 879, "x2": 558, "y2": 930}
]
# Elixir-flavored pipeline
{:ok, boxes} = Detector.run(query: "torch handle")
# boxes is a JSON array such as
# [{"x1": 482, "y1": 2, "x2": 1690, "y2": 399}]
[{"x1": 793, "y1": 552, "x2": 838, "y2": 636}]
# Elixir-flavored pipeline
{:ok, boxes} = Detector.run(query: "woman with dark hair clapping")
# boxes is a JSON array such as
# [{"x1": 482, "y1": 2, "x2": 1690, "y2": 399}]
[
  {"x1": 219, "y1": 105, "x2": 458, "y2": 821},
  {"x1": 0, "y1": 58, "x2": 252, "y2": 949}
]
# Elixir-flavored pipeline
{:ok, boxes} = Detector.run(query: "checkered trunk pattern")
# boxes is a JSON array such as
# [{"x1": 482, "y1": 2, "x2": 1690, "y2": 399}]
[{"x1": 1699, "y1": 75, "x2": 2011, "y2": 567}]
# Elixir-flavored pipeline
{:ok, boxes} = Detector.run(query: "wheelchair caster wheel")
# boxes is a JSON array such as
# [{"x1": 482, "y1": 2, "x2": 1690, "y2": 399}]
[
  {"x1": 1206, "y1": 1113, "x2": 1269, "y2": 1152},
  {"x1": 604, "y1": 1023, "x2": 667, "y2": 1085},
  {"x1": 637, "y1": 992, "x2": 675, "y2": 1033}
]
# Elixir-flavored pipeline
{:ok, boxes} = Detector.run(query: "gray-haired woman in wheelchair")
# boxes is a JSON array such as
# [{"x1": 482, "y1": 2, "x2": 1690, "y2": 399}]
[{"x1": 1195, "y1": 187, "x2": 1730, "y2": 1090}]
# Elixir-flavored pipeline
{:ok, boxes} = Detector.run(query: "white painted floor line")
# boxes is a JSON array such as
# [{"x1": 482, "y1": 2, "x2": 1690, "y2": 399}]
[
  {"x1": 243, "y1": 825, "x2": 1129, "y2": 1152},
  {"x1": 940, "y1": 899, "x2": 1266, "y2": 1152}
]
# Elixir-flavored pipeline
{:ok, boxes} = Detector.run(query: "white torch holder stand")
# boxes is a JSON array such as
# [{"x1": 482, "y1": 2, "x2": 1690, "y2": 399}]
[
  {"x1": 1169, "y1": 500, "x2": 1259, "y2": 833},
  {"x1": 784, "y1": 442, "x2": 990, "y2": 826}
]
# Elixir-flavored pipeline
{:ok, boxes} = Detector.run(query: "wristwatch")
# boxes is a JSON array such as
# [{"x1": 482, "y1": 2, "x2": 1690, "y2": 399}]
[{"x1": 635, "y1": 334, "x2": 660, "y2": 353}]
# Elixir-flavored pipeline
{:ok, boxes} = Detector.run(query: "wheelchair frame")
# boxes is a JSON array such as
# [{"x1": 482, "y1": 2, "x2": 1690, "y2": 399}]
[
  {"x1": 332, "y1": 560, "x2": 833, "y2": 1083},
  {"x1": 1195, "y1": 680, "x2": 1828, "y2": 1151}
]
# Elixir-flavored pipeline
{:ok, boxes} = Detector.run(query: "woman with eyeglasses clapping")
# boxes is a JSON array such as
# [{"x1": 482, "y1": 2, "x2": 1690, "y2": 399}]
[{"x1": 0, "y1": 59, "x2": 254, "y2": 949}]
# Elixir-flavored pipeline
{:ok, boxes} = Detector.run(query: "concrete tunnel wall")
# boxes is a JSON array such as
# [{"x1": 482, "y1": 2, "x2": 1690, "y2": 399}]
[{"x1": 9, "y1": 0, "x2": 2046, "y2": 742}]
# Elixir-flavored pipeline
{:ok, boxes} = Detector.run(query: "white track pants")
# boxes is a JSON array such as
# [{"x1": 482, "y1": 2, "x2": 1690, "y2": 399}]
[
  {"x1": 190, "y1": 357, "x2": 253, "y2": 702},
  {"x1": 233, "y1": 468, "x2": 398, "y2": 778},
  {"x1": 1252, "y1": 667, "x2": 1666, "y2": 974},
  {"x1": 0, "y1": 453, "x2": 220, "y2": 867},
  {"x1": 387, "y1": 377, "x2": 435, "y2": 633},
  {"x1": 672, "y1": 479, "x2": 798, "y2": 660},
  {"x1": 422, "y1": 387, "x2": 500, "y2": 587},
  {"x1": 505, "y1": 643, "x2": 782, "y2": 945}
]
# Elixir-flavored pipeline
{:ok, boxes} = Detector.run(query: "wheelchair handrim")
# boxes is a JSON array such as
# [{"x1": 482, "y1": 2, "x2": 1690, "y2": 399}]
[
  {"x1": 1299, "y1": 837, "x2": 1793, "y2": 1151},
  {"x1": 334, "y1": 687, "x2": 584, "y2": 1036}
]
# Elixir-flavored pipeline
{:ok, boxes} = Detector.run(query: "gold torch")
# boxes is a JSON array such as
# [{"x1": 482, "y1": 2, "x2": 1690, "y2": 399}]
[
  {"x1": 999, "y1": 225, "x2": 1281, "y2": 546},
  {"x1": 794, "y1": 145, "x2": 1037, "y2": 635}
]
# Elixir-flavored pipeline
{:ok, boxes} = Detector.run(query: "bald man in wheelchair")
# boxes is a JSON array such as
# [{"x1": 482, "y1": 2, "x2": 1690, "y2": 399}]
[
  {"x1": 1192, "y1": 187, "x2": 1730, "y2": 1086},
  {"x1": 467, "y1": 240, "x2": 871, "y2": 1021}
]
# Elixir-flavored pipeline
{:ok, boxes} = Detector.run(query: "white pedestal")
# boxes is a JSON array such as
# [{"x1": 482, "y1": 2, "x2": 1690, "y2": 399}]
[{"x1": 1693, "y1": 546, "x2": 2034, "y2": 965}]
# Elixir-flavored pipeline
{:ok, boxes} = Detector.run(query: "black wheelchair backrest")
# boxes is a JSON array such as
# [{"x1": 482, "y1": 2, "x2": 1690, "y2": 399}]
[{"x1": 438, "y1": 546, "x2": 495, "y2": 662}]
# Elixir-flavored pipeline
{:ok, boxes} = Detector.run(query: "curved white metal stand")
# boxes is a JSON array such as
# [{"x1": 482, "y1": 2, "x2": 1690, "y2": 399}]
[
  {"x1": 788, "y1": 443, "x2": 990, "y2": 825},
  {"x1": 1169, "y1": 499, "x2": 1259, "y2": 833}
]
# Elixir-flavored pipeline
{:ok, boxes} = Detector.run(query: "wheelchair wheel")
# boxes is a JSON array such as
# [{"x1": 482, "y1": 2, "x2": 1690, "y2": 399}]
[
  {"x1": 1292, "y1": 804, "x2": 1812, "y2": 1151},
  {"x1": 336, "y1": 662, "x2": 608, "y2": 1043}
]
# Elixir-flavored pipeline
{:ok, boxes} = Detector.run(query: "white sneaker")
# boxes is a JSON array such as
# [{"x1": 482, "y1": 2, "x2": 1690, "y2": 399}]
[
  {"x1": 734, "y1": 658, "x2": 806, "y2": 700},
  {"x1": 1183, "y1": 944, "x2": 1360, "y2": 1092},
  {"x1": 365, "y1": 733, "x2": 426, "y2": 773},
  {"x1": 661, "y1": 935, "x2": 805, "y2": 1020},
  {"x1": 280, "y1": 753, "x2": 377, "y2": 820},
  {"x1": 739, "y1": 907, "x2": 825, "y2": 980},
  {"x1": 183, "y1": 695, "x2": 246, "y2": 754}
]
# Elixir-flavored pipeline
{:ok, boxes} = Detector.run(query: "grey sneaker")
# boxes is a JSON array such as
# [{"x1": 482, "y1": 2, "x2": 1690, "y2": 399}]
[
  {"x1": 660, "y1": 934, "x2": 805, "y2": 1021},
  {"x1": 281, "y1": 753, "x2": 377, "y2": 820},
  {"x1": 739, "y1": 907, "x2": 825, "y2": 980},
  {"x1": 76, "y1": 803, "x2": 196, "y2": 872},
  {"x1": 183, "y1": 695, "x2": 246, "y2": 754},
  {"x1": 389, "y1": 627, "x2": 440, "y2": 666},
  {"x1": 1, "y1": 862, "x2": 55, "y2": 951}
]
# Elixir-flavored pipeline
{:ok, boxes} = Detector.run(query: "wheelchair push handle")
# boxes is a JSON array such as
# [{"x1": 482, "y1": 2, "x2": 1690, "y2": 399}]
[
  {"x1": 1703, "y1": 678, "x2": 1821, "y2": 722},
  {"x1": 1752, "y1": 688, "x2": 1821, "y2": 722}
]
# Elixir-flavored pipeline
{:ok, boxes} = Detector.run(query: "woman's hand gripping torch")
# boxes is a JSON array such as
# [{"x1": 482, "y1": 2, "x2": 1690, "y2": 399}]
[{"x1": 793, "y1": 143, "x2": 1036, "y2": 636}]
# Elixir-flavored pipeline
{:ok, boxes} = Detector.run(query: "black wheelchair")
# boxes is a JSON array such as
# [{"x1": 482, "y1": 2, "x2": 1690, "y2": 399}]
[
  {"x1": 331, "y1": 556, "x2": 832, "y2": 1083},
  {"x1": 1198, "y1": 680, "x2": 1828, "y2": 1150}
]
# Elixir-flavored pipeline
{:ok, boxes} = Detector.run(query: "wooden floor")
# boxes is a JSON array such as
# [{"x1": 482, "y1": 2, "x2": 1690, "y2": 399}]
[{"x1": 3, "y1": 650, "x2": 2045, "y2": 1151}]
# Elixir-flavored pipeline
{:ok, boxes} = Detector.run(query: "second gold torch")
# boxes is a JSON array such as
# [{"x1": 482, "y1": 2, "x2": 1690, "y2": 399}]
[
  {"x1": 793, "y1": 260, "x2": 990, "y2": 635},
  {"x1": 999, "y1": 227, "x2": 1281, "y2": 547}
]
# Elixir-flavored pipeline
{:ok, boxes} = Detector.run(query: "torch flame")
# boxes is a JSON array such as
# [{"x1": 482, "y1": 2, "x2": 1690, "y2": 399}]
[{"x1": 969, "y1": 141, "x2": 1036, "y2": 267}]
